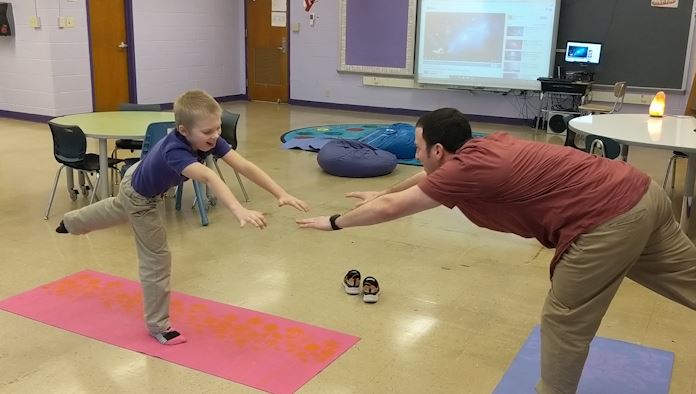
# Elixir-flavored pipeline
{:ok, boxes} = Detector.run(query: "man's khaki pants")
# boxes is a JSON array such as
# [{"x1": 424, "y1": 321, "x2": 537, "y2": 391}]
[
  {"x1": 63, "y1": 163, "x2": 171, "y2": 334},
  {"x1": 536, "y1": 180, "x2": 696, "y2": 393}
]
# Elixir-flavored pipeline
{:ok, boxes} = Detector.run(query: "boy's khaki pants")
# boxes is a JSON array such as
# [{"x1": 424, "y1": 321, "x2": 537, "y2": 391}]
[
  {"x1": 537, "y1": 180, "x2": 696, "y2": 393},
  {"x1": 63, "y1": 163, "x2": 171, "y2": 334}
]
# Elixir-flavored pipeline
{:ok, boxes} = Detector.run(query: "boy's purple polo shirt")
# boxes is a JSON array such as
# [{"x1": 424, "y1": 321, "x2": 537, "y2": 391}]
[{"x1": 131, "y1": 130, "x2": 231, "y2": 198}]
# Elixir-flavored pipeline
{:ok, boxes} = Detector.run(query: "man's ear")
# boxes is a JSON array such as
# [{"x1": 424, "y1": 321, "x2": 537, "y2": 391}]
[
  {"x1": 433, "y1": 143, "x2": 445, "y2": 159},
  {"x1": 177, "y1": 124, "x2": 187, "y2": 135}
]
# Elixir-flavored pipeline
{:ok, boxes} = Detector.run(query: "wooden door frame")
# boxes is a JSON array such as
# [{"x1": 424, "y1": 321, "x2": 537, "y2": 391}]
[
  {"x1": 243, "y1": 0, "x2": 291, "y2": 101},
  {"x1": 86, "y1": 0, "x2": 138, "y2": 111}
]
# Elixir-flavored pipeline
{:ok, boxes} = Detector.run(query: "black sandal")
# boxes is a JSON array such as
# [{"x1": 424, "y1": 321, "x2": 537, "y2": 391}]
[
  {"x1": 362, "y1": 276, "x2": 379, "y2": 303},
  {"x1": 343, "y1": 269, "x2": 361, "y2": 295}
]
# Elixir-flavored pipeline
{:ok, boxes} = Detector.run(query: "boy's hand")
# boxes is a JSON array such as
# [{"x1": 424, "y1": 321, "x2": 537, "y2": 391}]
[
  {"x1": 233, "y1": 207, "x2": 267, "y2": 229},
  {"x1": 345, "y1": 191, "x2": 383, "y2": 207},
  {"x1": 296, "y1": 216, "x2": 332, "y2": 231},
  {"x1": 278, "y1": 194, "x2": 309, "y2": 212}
]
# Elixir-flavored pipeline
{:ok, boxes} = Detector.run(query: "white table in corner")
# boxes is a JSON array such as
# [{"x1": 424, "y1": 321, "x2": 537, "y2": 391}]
[{"x1": 568, "y1": 114, "x2": 696, "y2": 233}]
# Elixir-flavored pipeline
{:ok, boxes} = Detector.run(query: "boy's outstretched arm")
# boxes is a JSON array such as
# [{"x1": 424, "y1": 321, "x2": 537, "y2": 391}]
[
  {"x1": 221, "y1": 150, "x2": 308, "y2": 212},
  {"x1": 297, "y1": 185, "x2": 440, "y2": 231},
  {"x1": 182, "y1": 162, "x2": 268, "y2": 229}
]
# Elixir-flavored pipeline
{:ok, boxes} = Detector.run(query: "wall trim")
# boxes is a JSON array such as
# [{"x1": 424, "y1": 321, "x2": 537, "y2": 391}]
[
  {"x1": 0, "y1": 110, "x2": 53, "y2": 123},
  {"x1": 159, "y1": 94, "x2": 249, "y2": 110},
  {"x1": 288, "y1": 99, "x2": 528, "y2": 125}
]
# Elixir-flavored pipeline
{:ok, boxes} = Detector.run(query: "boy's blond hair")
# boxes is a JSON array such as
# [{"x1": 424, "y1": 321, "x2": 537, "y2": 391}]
[{"x1": 173, "y1": 90, "x2": 222, "y2": 129}]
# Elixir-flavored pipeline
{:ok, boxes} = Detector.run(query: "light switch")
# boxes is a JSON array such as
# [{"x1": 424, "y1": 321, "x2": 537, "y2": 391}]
[
  {"x1": 58, "y1": 16, "x2": 67, "y2": 28},
  {"x1": 66, "y1": 16, "x2": 75, "y2": 28},
  {"x1": 291, "y1": 22, "x2": 300, "y2": 32},
  {"x1": 29, "y1": 15, "x2": 41, "y2": 28}
]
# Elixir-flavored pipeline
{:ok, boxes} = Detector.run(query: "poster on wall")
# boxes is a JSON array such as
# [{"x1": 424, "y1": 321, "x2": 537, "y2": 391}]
[
  {"x1": 651, "y1": 0, "x2": 678, "y2": 8},
  {"x1": 0, "y1": 2, "x2": 13, "y2": 36}
]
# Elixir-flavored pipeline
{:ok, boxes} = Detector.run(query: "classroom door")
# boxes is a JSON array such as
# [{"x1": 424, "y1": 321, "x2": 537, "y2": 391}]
[
  {"x1": 246, "y1": 0, "x2": 289, "y2": 103},
  {"x1": 88, "y1": 0, "x2": 130, "y2": 111}
]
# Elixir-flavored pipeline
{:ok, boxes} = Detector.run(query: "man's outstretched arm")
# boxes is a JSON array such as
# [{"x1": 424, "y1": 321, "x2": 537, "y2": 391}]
[
  {"x1": 297, "y1": 185, "x2": 440, "y2": 231},
  {"x1": 346, "y1": 171, "x2": 427, "y2": 207}
]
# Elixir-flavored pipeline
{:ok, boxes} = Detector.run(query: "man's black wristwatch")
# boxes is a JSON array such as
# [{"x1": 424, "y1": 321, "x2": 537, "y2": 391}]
[{"x1": 329, "y1": 214, "x2": 342, "y2": 230}]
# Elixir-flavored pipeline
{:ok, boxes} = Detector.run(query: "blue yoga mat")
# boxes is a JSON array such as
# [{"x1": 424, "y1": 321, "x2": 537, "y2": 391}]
[{"x1": 494, "y1": 326, "x2": 674, "y2": 394}]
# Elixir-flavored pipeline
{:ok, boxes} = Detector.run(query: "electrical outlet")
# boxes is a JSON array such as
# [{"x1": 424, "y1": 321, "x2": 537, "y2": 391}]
[
  {"x1": 66, "y1": 16, "x2": 75, "y2": 28},
  {"x1": 639, "y1": 94, "x2": 652, "y2": 104},
  {"x1": 29, "y1": 15, "x2": 41, "y2": 28},
  {"x1": 58, "y1": 16, "x2": 67, "y2": 28},
  {"x1": 324, "y1": 89, "x2": 331, "y2": 98}
]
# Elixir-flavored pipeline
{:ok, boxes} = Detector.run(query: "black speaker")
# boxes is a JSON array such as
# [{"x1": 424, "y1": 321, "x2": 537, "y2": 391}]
[
  {"x1": 548, "y1": 113, "x2": 580, "y2": 134},
  {"x1": 548, "y1": 113, "x2": 568, "y2": 133}
]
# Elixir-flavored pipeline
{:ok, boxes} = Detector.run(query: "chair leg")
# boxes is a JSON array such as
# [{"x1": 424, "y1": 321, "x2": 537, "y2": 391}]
[
  {"x1": 663, "y1": 156, "x2": 677, "y2": 192},
  {"x1": 662, "y1": 156, "x2": 675, "y2": 189},
  {"x1": 44, "y1": 165, "x2": 65, "y2": 220},
  {"x1": 213, "y1": 159, "x2": 226, "y2": 182},
  {"x1": 78, "y1": 171, "x2": 87, "y2": 197},
  {"x1": 110, "y1": 167, "x2": 120, "y2": 196},
  {"x1": 66, "y1": 168, "x2": 78, "y2": 201},
  {"x1": 90, "y1": 173, "x2": 102, "y2": 204},
  {"x1": 234, "y1": 169, "x2": 249, "y2": 202},
  {"x1": 83, "y1": 172, "x2": 95, "y2": 199},
  {"x1": 192, "y1": 180, "x2": 209, "y2": 226},
  {"x1": 175, "y1": 184, "x2": 183, "y2": 211},
  {"x1": 589, "y1": 140, "x2": 606, "y2": 157}
]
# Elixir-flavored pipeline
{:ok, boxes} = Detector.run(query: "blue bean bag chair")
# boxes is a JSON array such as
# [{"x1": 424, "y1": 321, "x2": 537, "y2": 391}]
[
  {"x1": 317, "y1": 139, "x2": 397, "y2": 178},
  {"x1": 358, "y1": 123, "x2": 416, "y2": 159}
]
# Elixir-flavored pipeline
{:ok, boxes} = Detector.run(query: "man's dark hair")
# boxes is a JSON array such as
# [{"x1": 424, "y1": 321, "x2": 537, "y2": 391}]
[{"x1": 416, "y1": 108, "x2": 472, "y2": 153}]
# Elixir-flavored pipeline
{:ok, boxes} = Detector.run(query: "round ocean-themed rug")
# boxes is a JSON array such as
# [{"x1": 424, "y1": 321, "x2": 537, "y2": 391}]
[{"x1": 280, "y1": 124, "x2": 421, "y2": 166}]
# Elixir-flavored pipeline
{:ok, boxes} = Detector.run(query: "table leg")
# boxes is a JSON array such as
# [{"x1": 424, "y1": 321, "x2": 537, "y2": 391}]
[
  {"x1": 679, "y1": 154, "x2": 696, "y2": 233},
  {"x1": 620, "y1": 145, "x2": 630, "y2": 162},
  {"x1": 98, "y1": 138, "x2": 109, "y2": 199}
]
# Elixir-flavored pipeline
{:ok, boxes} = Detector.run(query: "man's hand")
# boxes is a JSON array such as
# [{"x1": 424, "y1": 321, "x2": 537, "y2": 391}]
[
  {"x1": 345, "y1": 191, "x2": 383, "y2": 207},
  {"x1": 296, "y1": 216, "x2": 332, "y2": 231},
  {"x1": 233, "y1": 207, "x2": 267, "y2": 229},
  {"x1": 278, "y1": 194, "x2": 309, "y2": 212}
]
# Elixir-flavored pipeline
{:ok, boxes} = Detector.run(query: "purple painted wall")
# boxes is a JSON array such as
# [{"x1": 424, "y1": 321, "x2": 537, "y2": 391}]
[
  {"x1": 289, "y1": 0, "x2": 696, "y2": 119},
  {"x1": 344, "y1": 0, "x2": 409, "y2": 68}
]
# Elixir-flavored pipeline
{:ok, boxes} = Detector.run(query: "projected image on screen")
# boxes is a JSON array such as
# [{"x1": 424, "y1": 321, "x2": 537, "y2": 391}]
[
  {"x1": 423, "y1": 13, "x2": 505, "y2": 63},
  {"x1": 567, "y1": 46, "x2": 587, "y2": 58},
  {"x1": 416, "y1": 0, "x2": 560, "y2": 90}
]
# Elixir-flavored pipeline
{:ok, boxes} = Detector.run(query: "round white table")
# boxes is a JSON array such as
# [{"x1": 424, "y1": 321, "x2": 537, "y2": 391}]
[
  {"x1": 569, "y1": 114, "x2": 696, "y2": 232},
  {"x1": 50, "y1": 111, "x2": 175, "y2": 198}
]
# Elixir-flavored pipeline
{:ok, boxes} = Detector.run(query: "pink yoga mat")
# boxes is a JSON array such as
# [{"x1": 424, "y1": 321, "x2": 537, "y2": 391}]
[{"x1": 0, "y1": 270, "x2": 360, "y2": 393}]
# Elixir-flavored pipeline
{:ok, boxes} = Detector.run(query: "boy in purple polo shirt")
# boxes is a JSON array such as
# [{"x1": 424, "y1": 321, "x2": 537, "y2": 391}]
[{"x1": 57, "y1": 90, "x2": 308, "y2": 345}]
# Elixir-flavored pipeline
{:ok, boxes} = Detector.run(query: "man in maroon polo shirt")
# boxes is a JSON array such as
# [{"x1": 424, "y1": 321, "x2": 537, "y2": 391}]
[{"x1": 297, "y1": 107, "x2": 696, "y2": 393}]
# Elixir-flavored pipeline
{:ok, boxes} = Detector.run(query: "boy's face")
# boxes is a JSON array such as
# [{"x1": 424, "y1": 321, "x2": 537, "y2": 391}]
[{"x1": 178, "y1": 112, "x2": 222, "y2": 152}]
